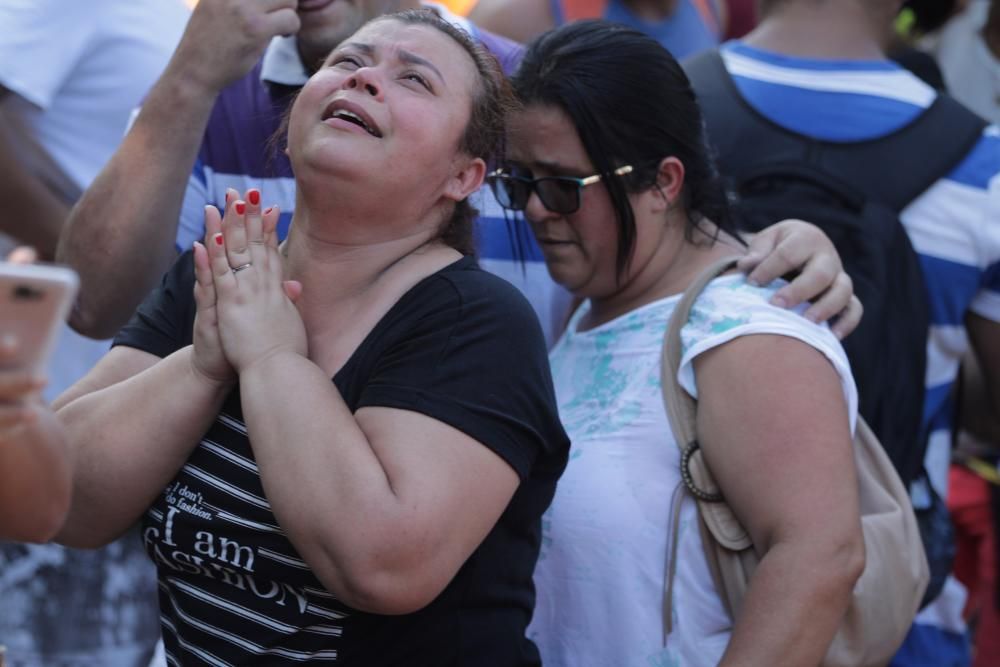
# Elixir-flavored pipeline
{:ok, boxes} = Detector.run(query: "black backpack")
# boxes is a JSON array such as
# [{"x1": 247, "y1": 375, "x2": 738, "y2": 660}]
[{"x1": 684, "y1": 50, "x2": 987, "y2": 490}]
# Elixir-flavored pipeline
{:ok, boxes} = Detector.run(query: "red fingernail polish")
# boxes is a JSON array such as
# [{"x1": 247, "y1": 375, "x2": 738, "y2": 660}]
[
  {"x1": 225, "y1": 191, "x2": 232, "y2": 204},
  {"x1": 264, "y1": 206, "x2": 274, "y2": 215},
  {"x1": 248, "y1": 190, "x2": 260, "y2": 206},
  {"x1": 235, "y1": 202, "x2": 246, "y2": 215},
  {"x1": 214, "y1": 234, "x2": 224, "y2": 246}
]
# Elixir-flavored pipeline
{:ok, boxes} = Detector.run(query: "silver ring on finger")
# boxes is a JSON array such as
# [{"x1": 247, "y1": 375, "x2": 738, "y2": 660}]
[{"x1": 232, "y1": 262, "x2": 253, "y2": 274}]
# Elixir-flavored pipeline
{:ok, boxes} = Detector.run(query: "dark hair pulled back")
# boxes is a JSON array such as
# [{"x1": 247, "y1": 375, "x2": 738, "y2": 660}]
[{"x1": 511, "y1": 20, "x2": 736, "y2": 276}]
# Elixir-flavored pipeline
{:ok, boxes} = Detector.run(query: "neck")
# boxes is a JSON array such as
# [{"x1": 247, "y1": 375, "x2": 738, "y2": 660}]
[
  {"x1": 283, "y1": 219, "x2": 459, "y2": 373},
  {"x1": 746, "y1": 3, "x2": 886, "y2": 60},
  {"x1": 283, "y1": 193, "x2": 449, "y2": 315},
  {"x1": 582, "y1": 215, "x2": 743, "y2": 330},
  {"x1": 285, "y1": 226, "x2": 433, "y2": 296}
]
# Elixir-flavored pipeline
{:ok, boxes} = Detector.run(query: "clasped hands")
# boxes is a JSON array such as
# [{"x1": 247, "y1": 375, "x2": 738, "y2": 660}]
[{"x1": 191, "y1": 188, "x2": 305, "y2": 387}]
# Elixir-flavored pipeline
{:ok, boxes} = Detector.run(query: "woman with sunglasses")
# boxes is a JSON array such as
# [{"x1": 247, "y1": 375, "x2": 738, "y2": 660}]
[{"x1": 491, "y1": 21, "x2": 865, "y2": 667}]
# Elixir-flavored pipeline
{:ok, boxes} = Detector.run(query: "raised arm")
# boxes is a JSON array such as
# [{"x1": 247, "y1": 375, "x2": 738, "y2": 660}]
[
  {"x1": 695, "y1": 334, "x2": 863, "y2": 667},
  {"x1": 0, "y1": 250, "x2": 71, "y2": 541},
  {"x1": 243, "y1": 364, "x2": 521, "y2": 614},
  {"x1": 56, "y1": 0, "x2": 300, "y2": 338},
  {"x1": 0, "y1": 91, "x2": 71, "y2": 259}
]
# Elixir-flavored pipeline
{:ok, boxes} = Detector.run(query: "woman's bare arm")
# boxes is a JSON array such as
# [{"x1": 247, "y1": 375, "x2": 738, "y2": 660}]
[
  {"x1": 239, "y1": 353, "x2": 520, "y2": 614},
  {"x1": 53, "y1": 345, "x2": 232, "y2": 548},
  {"x1": 695, "y1": 334, "x2": 864, "y2": 667}
]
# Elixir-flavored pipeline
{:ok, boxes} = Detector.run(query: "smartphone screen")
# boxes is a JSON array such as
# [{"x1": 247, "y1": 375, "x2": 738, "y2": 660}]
[{"x1": 0, "y1": 263, "x2": 79, "y2": 372}]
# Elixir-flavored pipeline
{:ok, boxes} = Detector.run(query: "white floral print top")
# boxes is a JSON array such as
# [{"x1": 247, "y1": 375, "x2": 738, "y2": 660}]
[{"x1": 528, "y1": 274, "x2": 857, "y2": 667}]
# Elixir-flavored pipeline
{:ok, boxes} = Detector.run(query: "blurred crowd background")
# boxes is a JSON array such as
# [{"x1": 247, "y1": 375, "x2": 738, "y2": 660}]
[{"x1": 0, "y1": 1, "x2": 998, "y2": 666}]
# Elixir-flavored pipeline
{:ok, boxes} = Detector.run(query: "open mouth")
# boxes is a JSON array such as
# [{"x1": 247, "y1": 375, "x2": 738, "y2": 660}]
[
  {"x1": 297, "y1": 0, "x2": 336, "y2": 12},
  {"x1": 538, "y1": 238, "x2": 575, "y2": 246},
  {"x1": 322, "y1": 101, "x2": 383, "y2": 138}
]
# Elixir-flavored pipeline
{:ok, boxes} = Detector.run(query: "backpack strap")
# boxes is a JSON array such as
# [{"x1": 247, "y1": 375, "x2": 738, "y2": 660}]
[
  {"x1": 659, "y1": 256, "x2": 745, "y2": 641},
  {"x1": 827, "y1": 95, "x2": 987, "y2": 212},
  {"x1": 684, "y1": 49, "x2": 784, "y2": 173},
  {"x1": 684, "y1": 49, "x2": 989, "y2": 212}
]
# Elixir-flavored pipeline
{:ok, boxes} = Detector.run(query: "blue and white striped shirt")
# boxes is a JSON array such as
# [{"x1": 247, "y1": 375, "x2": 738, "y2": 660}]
[
  {"x1": 721, "y1": 42, "x2": 1000, "y2": 496},
  {"x1": 720, "y1": 42, "x2": 1000, "y2": 654}
]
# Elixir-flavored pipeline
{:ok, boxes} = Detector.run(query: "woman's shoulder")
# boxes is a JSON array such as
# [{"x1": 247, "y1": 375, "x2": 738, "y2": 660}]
[
  {"x1": 375, "y1": 255, "x2": 550, "y2": 356},
  {"x1": 438, "y1": 256, "x2": 540, "y2": 305},
  {"x1": 412, "y1": 256, "x2": 545, "y2": 326},
  {"x1": 677, "y1": 273, "x2": 860, "y2": 438},
  {"x1": 677, "y1": 274, "x2": 856, "y2": 408},
  {"x1": 679, "y1": 274, "x2": 850, "y2": 374},
  {"x1": 683, "y1": 275, "x2": 833, "y2": 347}
]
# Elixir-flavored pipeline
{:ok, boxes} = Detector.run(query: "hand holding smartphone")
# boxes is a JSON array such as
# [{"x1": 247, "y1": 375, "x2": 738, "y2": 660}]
[{"x1": 0, "y1": 261, "x2": 79, "y2": 373}]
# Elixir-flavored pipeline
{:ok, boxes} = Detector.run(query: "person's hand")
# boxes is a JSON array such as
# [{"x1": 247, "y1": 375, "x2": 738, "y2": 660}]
[
  {"x1": 6, "y1": 247, "x2": 37, "y2": 264},
  {"x1": 738, "y1": 219, "x2": 863, "y2": 340},
  {"x1": 170, "y1": 0, "x2": 300, "y2": 96},
  {"x1": 191, "y1": 192, "x2": 241, "y2": 387},
  {"x1": 208, "y1": 189, "x2": 305, "y2": 375},
  {"x1": 0, "y1": 336, "x2": 46, "y2": 441}
]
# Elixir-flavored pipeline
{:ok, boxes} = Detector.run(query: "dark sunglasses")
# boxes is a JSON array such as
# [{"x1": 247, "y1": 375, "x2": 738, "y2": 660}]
[{"x1": 487, "y1": 165, "x2": 634, "y2": 215}]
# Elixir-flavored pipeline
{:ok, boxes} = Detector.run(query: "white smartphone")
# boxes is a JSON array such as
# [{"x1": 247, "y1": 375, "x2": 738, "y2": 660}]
[{"x1": 0, "y1": 262, "x2": 79, "y2": 372}]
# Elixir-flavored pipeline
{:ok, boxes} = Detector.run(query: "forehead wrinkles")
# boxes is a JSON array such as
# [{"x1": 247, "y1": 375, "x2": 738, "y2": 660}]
[{"x1": 358, "y1": 20, "x2": 480, "y2": 100}]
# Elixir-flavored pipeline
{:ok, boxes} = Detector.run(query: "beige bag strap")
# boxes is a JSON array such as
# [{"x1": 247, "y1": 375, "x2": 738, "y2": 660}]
[
  {"x1": 659, "y1": 256, "x2": 742, "y2": 642},
  {"x1": 661, "y1": 257, "x2": 740, "y2": 459},
  {"x1": 662, "y1": 481, "x2": 686, "y2": 640}
]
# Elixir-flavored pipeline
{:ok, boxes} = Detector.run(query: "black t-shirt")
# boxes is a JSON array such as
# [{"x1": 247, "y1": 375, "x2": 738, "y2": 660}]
[{"x1": 115, "y1": 251, "x2": 569, "y2": 666}]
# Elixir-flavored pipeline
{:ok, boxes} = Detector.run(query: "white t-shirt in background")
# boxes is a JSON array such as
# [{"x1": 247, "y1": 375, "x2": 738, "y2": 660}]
[
  {"x1": 0, "y1": 0, "x2": 190, "y2": 400},
  {"x1": 935, "y1": 0, "x2": 1000, "y2": 124}
]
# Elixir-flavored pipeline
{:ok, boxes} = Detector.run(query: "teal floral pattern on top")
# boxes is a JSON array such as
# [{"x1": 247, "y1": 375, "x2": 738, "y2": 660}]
[
  {"x1": 551, "y1": 302, "x2": 676, "y2": 441},
  {"x1": 550, "y1": 278, "x2": 779, "y2": 443},
  {"x1": 680, "y1": 279, "x2": 779, "y2": 358}
]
